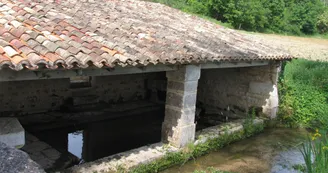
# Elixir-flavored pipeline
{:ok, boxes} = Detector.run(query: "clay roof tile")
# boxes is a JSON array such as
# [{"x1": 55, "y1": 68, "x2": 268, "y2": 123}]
[{"x1": 0, "y1": 0, "x2": 291, "y2": 71}]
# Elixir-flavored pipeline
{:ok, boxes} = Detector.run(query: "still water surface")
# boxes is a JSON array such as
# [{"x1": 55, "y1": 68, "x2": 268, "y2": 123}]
[
  {"x1": 162, "y1": 128, "x2": 308, "y2": 173},
  {"x1": 33, "y1": 110, "x2": 164, "y2": 163},
  {"x1": 31, "y1": 112, "x2": 309, "y2": 173}
]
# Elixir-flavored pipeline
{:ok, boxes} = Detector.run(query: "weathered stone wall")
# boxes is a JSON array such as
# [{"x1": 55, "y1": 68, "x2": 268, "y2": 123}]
[
  {"x1": 91, "y1": 74, "x2": 161, "y2": 103},
  {"x1": 197, "y1": 63, "x2": 280, "y2": 118},
  {"x1": 0, "y1": 79, "x2": 71, "y2": 115},
  {"x1": 0, "y1": 73, "x2": 164, "y2": 116}
]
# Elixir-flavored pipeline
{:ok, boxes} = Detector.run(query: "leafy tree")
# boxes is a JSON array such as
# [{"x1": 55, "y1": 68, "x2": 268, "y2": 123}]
[
  {"x1": 262, "y1": 0, "x2": 286, "y2": 33},
  {"x1": 226, "y1": 0, "x2": 270, "y2": 31},
  {"x1": 150, "y1": 0, "x2": 327, "y2": 35},
  {"x1": 289, "y1": 0, "x2": 325, "y2": 34}
]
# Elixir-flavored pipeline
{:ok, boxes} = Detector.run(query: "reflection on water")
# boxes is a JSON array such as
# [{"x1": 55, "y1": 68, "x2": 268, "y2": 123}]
[
  {"x1": 68, "y1": 131, "x2": 83, "y2": 160},
  {"x1": 162, "y1": 128, "x2": 308, "y2": 173},
  {"x1": 32, "y1": 110, "x2": 164, "y2": 165}
]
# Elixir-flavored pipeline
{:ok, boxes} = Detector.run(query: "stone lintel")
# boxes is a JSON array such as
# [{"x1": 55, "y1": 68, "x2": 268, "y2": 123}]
[
  {"x1": 0, "y1": 118, "x2": 25, "y2": 148},
  {"x1": 0, "y1": 64, "x2": 177, "y2": 82}
]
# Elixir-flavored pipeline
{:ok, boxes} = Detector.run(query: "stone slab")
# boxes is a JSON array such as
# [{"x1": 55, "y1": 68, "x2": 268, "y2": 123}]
[
  {"x1": 0, "y1": 118, "x2": 25, "y2": 148},
  {"x1": 22, "y1": 133, "x2": 79, "y2": 171},
  {"x1": 68, "y1": 142, "x2": 179, "y2": 173}
]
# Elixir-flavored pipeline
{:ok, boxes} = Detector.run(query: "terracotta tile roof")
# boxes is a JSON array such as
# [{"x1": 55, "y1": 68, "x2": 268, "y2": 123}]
[{"x1": 0, "y1": 0, "x2": 291, "y2": 71}]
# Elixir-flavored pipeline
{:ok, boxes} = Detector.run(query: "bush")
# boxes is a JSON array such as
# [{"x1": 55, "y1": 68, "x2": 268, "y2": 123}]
[
  {"x1": 317, "y1": 10, "x2": 328, "y2": 34},
  {"x1": 279, "y1": 59, "x2": 328, "y2": 129},
  {"x1": 184, "y1": 0, "x2": 210, "y2": 15}
]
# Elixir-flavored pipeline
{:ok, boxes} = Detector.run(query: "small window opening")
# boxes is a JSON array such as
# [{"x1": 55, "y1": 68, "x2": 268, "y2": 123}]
[{"x1": 70, "y1": 76, "x2": 92, "y2": 89}]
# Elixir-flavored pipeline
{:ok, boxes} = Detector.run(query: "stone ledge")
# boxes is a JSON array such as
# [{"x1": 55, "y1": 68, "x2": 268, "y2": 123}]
[
  {"x1": 67, "y1": 142, "x2": 179, "y2": 173},
  {"x1": 195, "y1": 118, "x2": 263, "y2": 145},
  {"x1": 66, "y1": 118, "x2": 264, "y2": 173}
]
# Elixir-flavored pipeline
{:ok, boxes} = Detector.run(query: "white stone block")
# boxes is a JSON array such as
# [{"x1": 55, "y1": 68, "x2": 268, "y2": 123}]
[
  {"x1": 166, "y1": 65, "x2": 201, "y2": 81},
  {"x1": 0, "y1": 118, "x2": 25, "y2": 148},
  {"x1": 249, "y1": 82, "x2": 273, "y2": 94},
  {"x1": 263, "y1": 85, "x2": 279, "y2": 118}
]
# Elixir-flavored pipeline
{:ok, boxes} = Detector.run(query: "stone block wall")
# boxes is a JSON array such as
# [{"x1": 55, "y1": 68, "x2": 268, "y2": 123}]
[
  {"x1": 197, "y1": 63, "x2": 280, "y2": 118},
  {"x1": 0, "y1": 73, "x2": 164, "y2": 116}
]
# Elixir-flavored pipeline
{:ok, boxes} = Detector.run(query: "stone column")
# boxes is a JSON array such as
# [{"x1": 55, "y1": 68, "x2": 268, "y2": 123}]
[{"x1": 162, "y1": 65, "x2": 200, "y2": 148}]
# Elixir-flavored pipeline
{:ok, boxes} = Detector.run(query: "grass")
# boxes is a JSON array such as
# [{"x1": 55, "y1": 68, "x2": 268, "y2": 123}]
[
  {"x1": 304, "y1": 33, "x2": 328, "y2": 40},
  {"x1": 300, "y1": 130, "x2": 328, "y2": 173}
]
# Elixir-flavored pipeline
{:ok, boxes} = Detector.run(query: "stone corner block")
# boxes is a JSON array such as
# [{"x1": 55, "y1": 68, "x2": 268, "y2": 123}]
[
  {"x1": 166, "y1": 65, "x2": 201, "y2": 81},
  {"x1": 162, "y1": 123, "x2": 196, "y2": 148},
  {"x1": 0, "y1": 118, "x2": 25, "y2": 148}
]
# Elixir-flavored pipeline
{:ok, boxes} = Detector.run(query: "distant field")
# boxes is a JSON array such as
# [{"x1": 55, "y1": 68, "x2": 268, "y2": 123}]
[{"x1": 244, "y1": 33, "x2": 328, "y2": 61}]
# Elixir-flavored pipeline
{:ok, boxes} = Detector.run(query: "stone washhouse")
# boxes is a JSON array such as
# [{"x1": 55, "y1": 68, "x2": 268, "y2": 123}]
[{"x1": 0, "y1": 0, "x2": 291, "y2": 172}]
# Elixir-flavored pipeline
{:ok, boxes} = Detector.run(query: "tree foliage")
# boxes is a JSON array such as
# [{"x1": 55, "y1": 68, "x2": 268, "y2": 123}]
[
  {"x1": 317, "y1": 10, "x2": 328, "y2": 33},
  {"x1": 151, "y1": 0, "x2": 328, "y2": 35}
]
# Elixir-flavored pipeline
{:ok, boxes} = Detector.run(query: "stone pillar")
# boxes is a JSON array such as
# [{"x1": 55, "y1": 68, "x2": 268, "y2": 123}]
[{"x1": 162, "y1": 65, "x2": 200, "y2": 148}]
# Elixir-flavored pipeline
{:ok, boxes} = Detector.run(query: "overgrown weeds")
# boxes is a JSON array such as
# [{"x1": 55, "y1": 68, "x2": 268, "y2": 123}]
[{"x1": 278, "y1": 59, "x2": 328, "y2": 130}]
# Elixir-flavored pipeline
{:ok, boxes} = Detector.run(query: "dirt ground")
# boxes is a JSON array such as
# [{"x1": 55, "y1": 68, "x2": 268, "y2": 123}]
[{"x1": 244, "y1": 33, "x2": 328, "y2": 61}]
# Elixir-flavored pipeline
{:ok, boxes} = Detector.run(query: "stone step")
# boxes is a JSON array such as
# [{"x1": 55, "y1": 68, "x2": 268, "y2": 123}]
[{"x1": 22, "y1": 133, "x2": 79, "y2": 171}]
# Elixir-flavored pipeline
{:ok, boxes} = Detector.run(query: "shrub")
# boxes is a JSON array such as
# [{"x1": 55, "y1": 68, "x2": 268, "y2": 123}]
[
  {"x1": 184, "y1": 0, "x2": 210, "y2": 15},
  {"x1": 317, "y1": 10, "x2": 328, "y2": 34}
]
